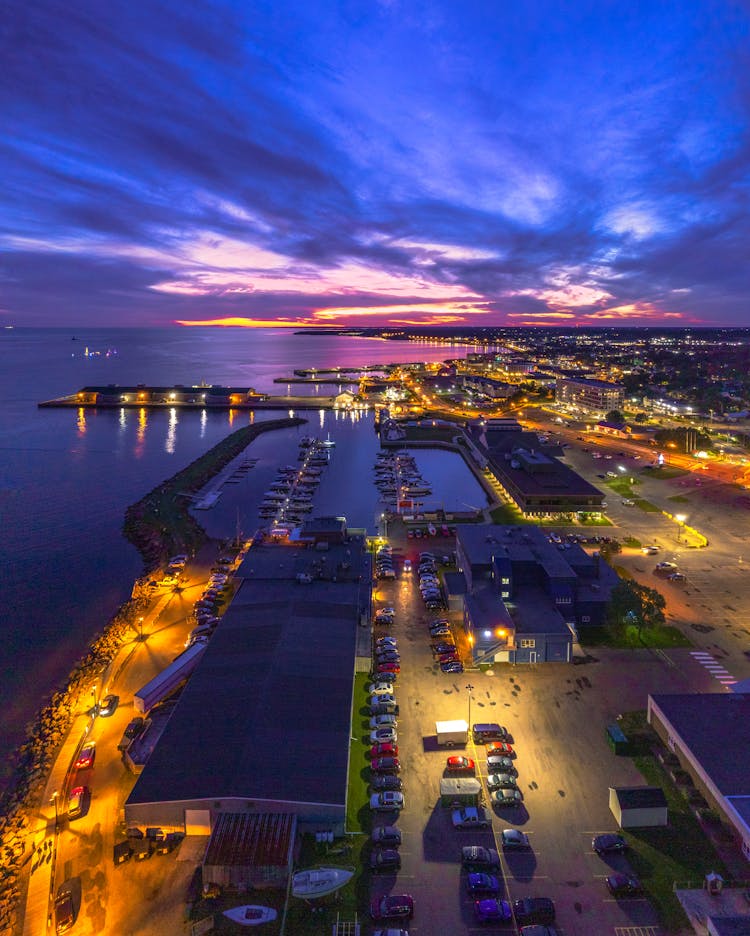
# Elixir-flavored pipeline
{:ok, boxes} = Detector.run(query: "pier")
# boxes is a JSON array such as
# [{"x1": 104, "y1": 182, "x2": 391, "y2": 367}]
[{"x1": 37, "y1": 384, "x2": 347, "y2": 411}]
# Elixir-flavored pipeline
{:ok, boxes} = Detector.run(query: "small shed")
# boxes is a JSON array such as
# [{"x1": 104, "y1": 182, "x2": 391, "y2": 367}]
[{"x1": 609, "y1": 786, "x2": 668, "y2": 828}]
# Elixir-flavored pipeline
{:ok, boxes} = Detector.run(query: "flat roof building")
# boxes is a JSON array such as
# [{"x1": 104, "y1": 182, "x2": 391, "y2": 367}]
[
  {"x1": 648, "y1": 692, "x2": 750, "y2": 863},
  {"x1": 125, "y1": 534, "x2": 370, "y2": 836},
  {"x1": 556, "y1": 376, "x2": 624, "y2": 414}
]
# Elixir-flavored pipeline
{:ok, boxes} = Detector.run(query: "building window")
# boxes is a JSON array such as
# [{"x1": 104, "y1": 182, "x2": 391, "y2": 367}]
[
  {"x1": 501, "y1": 591, "x2": 510, "y2": 599},
  {"x1": 501, "y1": 577, "x2": 510, "y2": 584},
  {"x1": 581, "y1": 615, "x2": 591, "y2": 623},
  {"x1": 520, "y1": 639, "x2": 535, "y2": 648}
]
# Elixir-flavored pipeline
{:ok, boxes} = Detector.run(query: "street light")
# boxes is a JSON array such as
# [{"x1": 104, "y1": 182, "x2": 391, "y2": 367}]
[
  {"x1": 138, "y1": 616, "x2": 145, "y2": 640},
  {"x1": 675, "y1": 513, "x2": 687, "y2": 543},
  {"x1": 50, "y1": 791, "x2": 59, "y2": 831},
  {"x1": 466, "y1": 683, "x2": 475, "y2": 728}
]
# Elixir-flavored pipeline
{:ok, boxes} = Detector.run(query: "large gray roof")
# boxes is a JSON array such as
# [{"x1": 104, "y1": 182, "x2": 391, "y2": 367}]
[
  {"x1": 127, "y1": 539, "x2": 369, "y2": 810},
  {"x1": 650, "y1": 693, "x2": 750, "y2": 797}
]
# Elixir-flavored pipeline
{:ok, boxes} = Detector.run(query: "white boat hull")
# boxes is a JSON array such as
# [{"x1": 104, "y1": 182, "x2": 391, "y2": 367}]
[
  {"x1": 291, "y1": 866, "x2": 354, "y2": 899},
  {"x1": 223, "y1": 905, "x2": 277, "y2": 926}
]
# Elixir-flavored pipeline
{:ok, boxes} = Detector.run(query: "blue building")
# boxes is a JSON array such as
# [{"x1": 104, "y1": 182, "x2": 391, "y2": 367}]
[{"x1": 456, "y1": 525, "x2": 619, "y2": 664}]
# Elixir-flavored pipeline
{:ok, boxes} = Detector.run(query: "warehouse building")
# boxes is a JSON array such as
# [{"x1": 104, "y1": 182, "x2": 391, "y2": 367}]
[{"x1": 125, "y1": 532, "x2": 370, "y2": 837}]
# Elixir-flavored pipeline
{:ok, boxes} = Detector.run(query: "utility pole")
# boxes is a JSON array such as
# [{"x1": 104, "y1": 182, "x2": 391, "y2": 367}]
[{"x1": 466, "y1": 683, "x2": 475, "y2": 728}]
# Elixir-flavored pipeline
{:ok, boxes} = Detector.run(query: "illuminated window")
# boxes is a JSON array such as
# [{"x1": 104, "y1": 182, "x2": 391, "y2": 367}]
[
  {"x1": 501, "y1": 591, "x2": 510, "y2": 599},
  {"x1": 501, "y1": 577, "x2": 510, "y2": 584},
  {"x1": 520, "y1": 639, "x2": 535, "y2": 648}
]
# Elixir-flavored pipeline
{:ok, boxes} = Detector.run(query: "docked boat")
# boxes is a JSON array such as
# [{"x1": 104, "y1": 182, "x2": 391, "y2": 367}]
[
  {"x1": 291, "y1": 866, "x2": 354, "y2": 899},
  {"x1": 322, "y1": 433, "x2": 336, "y2": 448},
  {"x1": 223, "y1": 905, "x2": 277, "y2": 926},
  {"x1": 193, "y1": 491, "x2": 222, "y2": 509}
]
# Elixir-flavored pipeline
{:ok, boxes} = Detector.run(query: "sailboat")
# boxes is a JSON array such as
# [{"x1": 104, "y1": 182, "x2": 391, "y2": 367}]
[
  {"x1": 322, "y1": 432, "x2": 336, "y2": 448},
  {"x1": 291, "y1": 865, "x2": 354, "y2": 899}
]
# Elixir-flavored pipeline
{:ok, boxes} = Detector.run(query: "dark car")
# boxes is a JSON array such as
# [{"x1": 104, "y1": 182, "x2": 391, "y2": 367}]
[
  {"x1": 441, "y1": 661, "x2": 464, "y2": 673},
  {"x1": 371, "y1": 774, "x2": 402, "y2": 792},
  {"x1": 487, "y1": 755, "x2": 516, "y2": 773},
  {"x1": 372, "y1": 756, "x2": 401, "y2": 774},
  {"x1": 606, "y1": 872, "x2": 641, "y2": 897},
  {"x1": 466, "y1": 872, "x2": 500, "y2": 895},
  {"x1": 97, "y1": 694, "x2": 119, "y2": 717},
  {"x1": 513, "y1": 897, "x2": 556, "y2": 926},
  {"x1": 371, "y1": 825, "x2": 401, "y2": 847},
  {"x1": 592, "y1": 833, "x2": 628, "y2": 855},
  {"x1": 370, "y1": 894, "x2": 414, "y2": 920},
  {"x1": 501, "y1": 828, "x2": 530, "y2": 849},
  {"x1": 369, "y1": 848, "x2": 401, "y2": 873},
  {"x1": 54, "y1": 885, "x2": 75, "y2": 933},
  {"x1": 432, "y1": 642, "x2": 456, "y2": 654},
  {"x1": 461, "y1": 845, "x2": 500, "y2": 870},
  {"x1": 474, "y1": 898, "x2": 512, "y2": 923},
  {"x1": 124, "y1": 717, "x2": 144, "y2": 739}
]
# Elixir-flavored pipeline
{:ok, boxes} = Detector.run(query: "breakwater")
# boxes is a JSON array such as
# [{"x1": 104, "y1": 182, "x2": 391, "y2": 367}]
[{"x1": 123, "y1": 416, "x2": 305, "y2": 570}]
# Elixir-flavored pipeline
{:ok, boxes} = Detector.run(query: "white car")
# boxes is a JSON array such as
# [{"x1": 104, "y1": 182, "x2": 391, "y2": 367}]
[
  {"x1": 370, "y1": 714, "x2": 398, "y2": 729},
  {"x1": 370, "y1": 791, "x2": 404, "y2": 811},
  {"x1": 370, "y1": 727, "x2": 398, "y2": 744},
  {"x1": 369, "y1": 684, "x2": 395, "y2": 696}
]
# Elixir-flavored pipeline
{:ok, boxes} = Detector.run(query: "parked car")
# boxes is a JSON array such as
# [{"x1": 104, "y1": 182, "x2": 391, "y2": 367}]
[
  {"x1": 445, "y1": 756, "x2": 475, "y2": 774},
  {"x1": 461, "y1": 845, "x2": 500, "y2": 870},
  {"x1": 369, "y1": 683, "x2": 395, "y2": 695},
  {"x1": 370, "y1": 702, "x2": 399, "y2": 716},
  {"x1": 370, "y1": 894, "x2": 413, "y2": 920},
  {"x1": 474, "y1": 898, "x2": 512, "y2": 924},
  {"x1": 466, "y1": 872, "x2": 500, "y2": 895},
  {"x1": 376, "y1": 663, "x2": 401, "y2": 676},
  {"x1": 371, "y1": 775, "x2": 402, "y2": 792},
  {"x1": 370, "y1": 742, "x2": 398, "y2": 758},
  {"x1": 491, "y1": 788, "x2": 523, "y2": 807},
  {"x1": 67, "y1": 786, "x2": 88, "y2": 820},
  {"x1": 501, "y1": 828, "x2": 530, "y2": 849},
  {"x1": 452, "y1": 806, "x2": 491, "y2": 829},
  {"x1": 487, "y1": 773, "x2": 518, "y2": 791},
  {"x1": 369, "y1": 848, "x2": 402, "y2": 872},
  {"x1": 485, "y1": 741, "x2": 514, "y2": 757},
  {"x1": 370, "y1": 727, "x2": 398, "y2": 744},
  {"x1": 371, "y1": 756, "x2": 401, "y2": 774},
  {"x1": 513, "y1": 898, "x2": 556, "y2": 926},
  {"x1": 668, "y1": 572, "x2": 687, "y2": 583},
  {"x1": 371, "y1": 825, "x2": 401, "y2": 847},
  {"x1": 592, "y1": 833, "x2": 627, "y2": 855},
  {"x1": 606, "y1": 872, "x2": 641, "y2": 897},
  {"x1": 75, "y1": 742, "x2": 96, "y2": 770},
  {"x1": 486, "y1": 755, "x2": 516, "y2": 773},
  {"x1": 369, "y1": 791, "x2": 404, "y2": 811},
  {"x1": 54, "y1": 884, "x2": 76, "y2": 933},
  {"x1": 441, "y1": 661, "x2": 464, "y2": 673}
]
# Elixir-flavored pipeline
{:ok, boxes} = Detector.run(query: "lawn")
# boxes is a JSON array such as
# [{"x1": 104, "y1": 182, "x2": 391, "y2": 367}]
[
  {"x1": 635, "y1": 498, "x2": 661, "y2": 513},
  {"x1": 667, "y1": 495, "x2": 690, "y2": 503},
  {"x1": 578, "y1": 623, "x2": 691, "y2": 649},
  {"x1": 644, "y1": 465, "x2": 688, "y2": 479},
  {"x1": 609, "y1": 712, "x2": 731, "y2": 932},
  {"x1": 622, "y1": 536, "x2": 642, "y2": 548},
  {"x1": 489, "y1": 503, "x2": 529, "y2": 524},
  {"x1": 605, "y1": 477, "x2": 640, "y2": 497}
]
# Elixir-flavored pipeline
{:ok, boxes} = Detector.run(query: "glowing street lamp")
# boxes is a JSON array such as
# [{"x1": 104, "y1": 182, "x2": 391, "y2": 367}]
[
  {"x1": 50, "y1": 791, "x2": 59, "y2": 831},
  {"x1": 675, "y1": 513, "x2": 687, "y2": 543},
  {"x1": 466, "y1": 683, "x2": 475, "y2": 728}
]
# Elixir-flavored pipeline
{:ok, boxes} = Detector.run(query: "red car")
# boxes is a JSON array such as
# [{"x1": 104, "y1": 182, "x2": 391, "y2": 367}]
[
  {"x1": 377, "y1": 662, "x2": 401, "y2": 674},
  {"x1": 486, "y1": 741, "x2": 514, "y2": 757},
  {"x1": 75, "y1": 742, "x2": 96, "y2": 770},
  {"x1": 438, "y1": 652, "x2": 459, "y2": 663},
  {"x1": 370, "y1": 742, "x2": 398, "y2": 759},
  {"x1": 446, "y1": 755, "x2": 475, "y2": 774}
]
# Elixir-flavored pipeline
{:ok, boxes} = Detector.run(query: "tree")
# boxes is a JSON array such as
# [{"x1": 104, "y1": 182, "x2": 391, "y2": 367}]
[
  {"x1": 605, "y1": 409, "x2": 625, "y2": 424},
  {"x1": 607, "y1": 580, "x2": 666, "y2": 634},
  {"x1": 599, "y1": 540, "x2": 622, "y2": 561}
]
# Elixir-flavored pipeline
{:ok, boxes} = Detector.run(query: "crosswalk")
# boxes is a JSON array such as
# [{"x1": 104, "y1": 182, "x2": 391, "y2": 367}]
[
  {"x1": 689, "y1": 650, "x2": 737, "y2": 687},
  {"x1": 614, "y1": 927, "x2": 661, "y2": 936}
]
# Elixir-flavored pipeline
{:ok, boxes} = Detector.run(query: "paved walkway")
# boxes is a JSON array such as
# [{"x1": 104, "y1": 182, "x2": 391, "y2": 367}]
[{"x1": 21, "y1": 588, "x2": 176, "y2": 936}]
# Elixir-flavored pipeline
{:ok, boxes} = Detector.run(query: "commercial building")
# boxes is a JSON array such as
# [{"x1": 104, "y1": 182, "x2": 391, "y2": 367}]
[
  {"x1": 75, "y1": 384, "x2": 267, "y2": 406},
  {"x1": 648, "y1": 692, "x2": 750, "y2": 862},
  {"x1": 125, "y1": 531, "x2": 371, "y2": 838},
  {"x1": 556, "y1": 376, "x2": 625, "y2": 414},
  {"x1": 469, "y1": 421, "x2": 605, "y2": 517},
  {"x1": 455, "y1": 525, "x2": 618, "y2": 664}
]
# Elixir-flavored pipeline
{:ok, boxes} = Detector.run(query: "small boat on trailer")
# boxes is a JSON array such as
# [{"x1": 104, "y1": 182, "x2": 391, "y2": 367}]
[
  {"x1": 291, "y1": 865, "x2": 354, "y2": 899},
  {"x1": 223, "y1": 905, "x2": 277, "y2": 926}
]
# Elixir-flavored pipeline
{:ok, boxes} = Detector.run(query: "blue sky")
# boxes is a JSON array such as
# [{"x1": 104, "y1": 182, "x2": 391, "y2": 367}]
[{"x1": 2, "y1": 0, "x2": 749, "y2": 327}]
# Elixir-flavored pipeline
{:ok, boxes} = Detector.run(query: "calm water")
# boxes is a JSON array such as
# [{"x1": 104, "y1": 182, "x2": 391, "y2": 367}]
[{"x1": 0, "y1": 328, "x2": 491, "y2": 768}]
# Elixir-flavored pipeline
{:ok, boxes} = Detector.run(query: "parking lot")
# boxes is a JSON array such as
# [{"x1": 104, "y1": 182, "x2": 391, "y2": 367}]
[{"x1": 365, "y1": 526, "x2": 697, "y2": 934}]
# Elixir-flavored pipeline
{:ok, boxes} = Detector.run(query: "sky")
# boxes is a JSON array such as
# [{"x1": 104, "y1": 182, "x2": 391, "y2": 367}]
[{"x1": 1, "y1": 0, "x2": 750, "y2": 328}]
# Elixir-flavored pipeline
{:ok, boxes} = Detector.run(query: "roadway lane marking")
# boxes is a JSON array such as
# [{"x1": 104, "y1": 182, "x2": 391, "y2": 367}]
[
  {"x1": 689, "y1": 651, "x2": 737, "y2": 686},
  {"x1": 615, "y1": 927, "x2": 661, "y2": 936}
]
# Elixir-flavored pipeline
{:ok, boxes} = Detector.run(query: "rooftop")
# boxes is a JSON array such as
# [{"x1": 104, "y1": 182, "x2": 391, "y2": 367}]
[
  {"x1": 127, "y1": 537, "x2": 369, "y2": 810},
  {"x1": 649, "y1": 693, "x2": 750, "y2": 797}
]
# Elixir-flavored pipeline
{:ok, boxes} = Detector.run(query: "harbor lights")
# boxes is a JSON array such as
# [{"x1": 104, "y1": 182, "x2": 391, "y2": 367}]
[{"x1": 675, "y1": 514, "x2": 687, "y2": 543}]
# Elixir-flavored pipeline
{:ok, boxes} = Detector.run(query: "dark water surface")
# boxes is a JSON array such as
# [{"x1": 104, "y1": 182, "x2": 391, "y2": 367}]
[{"x1": 0, "y1": 328, "x2": 492, "y2": 768}]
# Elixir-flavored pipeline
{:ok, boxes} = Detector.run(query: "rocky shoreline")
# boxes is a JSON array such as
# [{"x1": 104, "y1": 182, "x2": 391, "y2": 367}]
[{"x1": 0, "y1": 415, "x2": 305, "y2": 934}]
